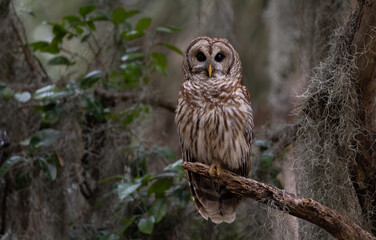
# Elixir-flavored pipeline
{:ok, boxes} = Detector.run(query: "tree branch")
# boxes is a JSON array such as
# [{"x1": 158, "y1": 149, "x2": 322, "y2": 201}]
[
  {"x1": 182, "y1": 162, "x2": 376, "y2": 240},
  {"x1": 94, "y1": 88, "x2": 176, "y2": 112}
]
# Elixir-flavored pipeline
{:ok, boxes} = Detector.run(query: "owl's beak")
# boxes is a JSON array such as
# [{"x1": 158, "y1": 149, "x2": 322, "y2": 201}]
[{"x1": 208, "y1": 64, "x2": 212, "y2": 77}]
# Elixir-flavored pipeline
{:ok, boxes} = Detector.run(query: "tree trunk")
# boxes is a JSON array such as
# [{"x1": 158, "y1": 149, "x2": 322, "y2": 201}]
[{"x1": 351, "y1": 1, "x2": 376, "y2": 234}]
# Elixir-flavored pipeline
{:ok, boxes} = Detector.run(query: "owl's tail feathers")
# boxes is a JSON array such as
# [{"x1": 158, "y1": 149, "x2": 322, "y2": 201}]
[{"x1": 189, "y1": 173, "x2": 241, "y2": 224}]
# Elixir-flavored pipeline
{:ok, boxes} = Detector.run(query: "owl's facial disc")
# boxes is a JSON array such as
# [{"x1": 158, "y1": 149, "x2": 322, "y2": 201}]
[{"x1": 187, "y1": 40, "x2": 234, "y2": 79}]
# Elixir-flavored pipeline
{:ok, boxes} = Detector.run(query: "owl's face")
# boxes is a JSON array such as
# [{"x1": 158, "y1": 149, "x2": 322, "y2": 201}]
[{"x1": 183, "y1": 36, "x2": 241, "y2": 80}]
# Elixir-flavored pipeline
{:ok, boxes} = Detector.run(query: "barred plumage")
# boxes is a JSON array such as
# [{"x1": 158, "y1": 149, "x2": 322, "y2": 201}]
[{"x1": 175, "y1": 36, "x2": 253, "y2": 224}]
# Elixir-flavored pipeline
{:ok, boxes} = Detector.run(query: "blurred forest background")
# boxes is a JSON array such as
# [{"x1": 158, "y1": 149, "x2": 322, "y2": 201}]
[{"x1": 1, "y1": 0, "x2": 376, "y2": 239}]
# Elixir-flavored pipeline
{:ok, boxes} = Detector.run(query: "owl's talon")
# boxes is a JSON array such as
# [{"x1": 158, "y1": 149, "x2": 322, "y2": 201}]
[
  {"x1": 209, "y1": 164, "x2": 216, "y2": 176},
  {"x1": 209, "y1": 163, "x2": 221, "y2": 176},
  {"x1": 216, "y1": 165, "x2": 221, "y2": 176}
]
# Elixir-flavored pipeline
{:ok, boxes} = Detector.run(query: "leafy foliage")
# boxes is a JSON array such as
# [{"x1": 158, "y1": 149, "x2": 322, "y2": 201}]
[
  {"x1": 254, "y1": 139, "x2": 284, "y2": 189},
  {"x1": 0, "y1": 3, "x2": 185, "y2": 239},
  {"x1": 0, "y1": 156, "x2": 25, "y2": 179},
  {"x1": 110, "y1": 158, "x2": 187, "y2": 237}
]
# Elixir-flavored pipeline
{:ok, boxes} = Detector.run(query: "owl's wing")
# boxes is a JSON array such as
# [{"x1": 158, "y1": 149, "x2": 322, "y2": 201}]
[
  {"x1": 231, "y1": 118, "x2": 252, "y2": 178},
  {"x1": 182, "y1": 147, "x2": 210, "y2": 221},
  {"x1": 240, "y1": 78, "x2": 251, "y2": 102},
  {"x1": 233, "y1": 79, "x2": 253, "y2": 178}
]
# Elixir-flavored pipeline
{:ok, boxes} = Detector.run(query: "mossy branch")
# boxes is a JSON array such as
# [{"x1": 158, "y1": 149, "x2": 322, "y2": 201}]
[{"x1": 182, "y1": 162, "x2": 376, "y2": 240}]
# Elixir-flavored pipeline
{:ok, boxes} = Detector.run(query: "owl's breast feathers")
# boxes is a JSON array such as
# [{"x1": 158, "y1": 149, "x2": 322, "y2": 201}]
[{"x1": 176, "y1": 78, "x2": 253, "y2": 172}]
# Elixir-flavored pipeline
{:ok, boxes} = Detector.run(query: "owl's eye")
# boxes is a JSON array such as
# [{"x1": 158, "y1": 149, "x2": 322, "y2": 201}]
[
  {"x1": 196, "y1": 52, "x2": 206, "y2": 62},
  {"x1": 215, "y1": 53, "x2": 225, "y2": 62}
]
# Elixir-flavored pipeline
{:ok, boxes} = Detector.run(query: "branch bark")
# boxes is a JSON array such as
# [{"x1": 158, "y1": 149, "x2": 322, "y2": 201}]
[{"x1": 182, "y1": 162, "x2": 376, "y2": 240}]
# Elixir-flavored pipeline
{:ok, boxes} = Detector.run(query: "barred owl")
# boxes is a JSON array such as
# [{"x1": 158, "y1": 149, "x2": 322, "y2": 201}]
[{"x1": 175, "y1": 36, "x2": 254, "y2": 224}]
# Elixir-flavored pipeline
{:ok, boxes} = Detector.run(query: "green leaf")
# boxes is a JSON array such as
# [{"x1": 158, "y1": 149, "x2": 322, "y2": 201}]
[
  {"x1": 30, "y1": 41, "x2": 49, "y2": 51},
  {"x1": 149, "y1": 199, "x2": 167, "y2": 223},
  {"x1": 122, "y1": 30, "x2": 144, "y2": 41},
  {"x1": 63, "y1": 15, "x2": 82, "y2": 27},
  {"x1": 14, "y1": 92, "x2": 31, "y2": 103},
  {"x1": 112, "y1": 7, "x2": 127, "y2": 24},
  {"x1": 52, "y1": 24, "x2": 68, "y2": 41},
  {"x1": 137, "y1": 216, "x2": 155, "y2": 234},
  {"x1": 98, "y1": 175, "x2": 124, "y2": 184},
  {"x1": 39, "y1": 157, "x2": 57, "y2": 181},
  {"x1": 156, "y1": 26, "x2": 181, "y2": 33},
  {"x1": 153, "y1": 146, "x2": 176, "y2": 160},
  {"x1": 163, "y1": 159, "x2": 183, "y2": 175},
  {"x1": 91, "y1": 16, "x2": 110, "y2": 22},
  {"x1": 147, "y1": 178, "x2": 173, "y2": 196},
  {"x1": 0, "y1": 156, "x2": 24, "y2": 179},
  {"x1": 121, "y1": 62, "x2": 142, "y2": 87},
  {"x1": 48, "y1": 56, "x2": 75, "y2": 66},
  {"x1": 30, "y1": 40, "x2": 60, "y2": 53},
  {"x1": 140, "y1": 174, "x2": 152, "y2": 184},
  {"x1": 74, "y1": 27, "x2": 84, "y2": 34},
  {"x1": 157, "y1": 42, "x2": 183, "y2": 55},
  {"x1": 117, "y1": 181, "x2": 142, "y2": 200},
  {"x1": 35, "y1": 104, "x2": 62, "y2": 124},
  {"x1": 261, "y1": 151, "x2": 275, "y2": 169},
  {"x1": 29, "y1": 129, "x2": 60, "y2": 149},
  {"x1": 151, "y1": 52, "x2": 167, "y2": 75},
  {"x1": 122, "y1": 105, "x2": 147, "y2": 125},
  {"x1": 85, "y1": 96, "x2": 105, "y2": 121},
  {"x1": 41, "y1": 40, "x2": 60, "y2": 54},
  {"x1": 41, "y1": 109, "x2": 61, "y2": 124},
  {"x1": 124, "y1": 10, "x2": 140, "y2": 19},
  {"x1": 34, "y1": 85, "x2": 58, "y2": 99},
  {"x1": 135, "y1": 17, "x2": 151, "y2": 32},
  {"x1": 34, "y1": 85, "x2": 70, "y2": 101},
  {"x1": 79, "y1": 5, "x2": 96, "y2": 17},
  {"x1": 121, "y1": 53, "x2": 144, "y2": 62},
  {"x1": 87, "y1": 20, "x2": 96, "y2": 31},
  {"x1": 80, "y1": 70, "x2": 102, "y2": 89},
  {"x1": 1, "y1": 87, "x2": 14, "y2": 100}
]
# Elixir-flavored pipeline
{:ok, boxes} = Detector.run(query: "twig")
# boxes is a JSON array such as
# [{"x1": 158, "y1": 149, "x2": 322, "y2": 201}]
[
  {"x1": 10, "y1": 5, "x2": 48, "y2": 77},
  {"x1": 10, "y1": 18, "x2": 35, "y2": 72},
  {"x1": 182, "y1": 162, "x2": 376, "y2": 240}
]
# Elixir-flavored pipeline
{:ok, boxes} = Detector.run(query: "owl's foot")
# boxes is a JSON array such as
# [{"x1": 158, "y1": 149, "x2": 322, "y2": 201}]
[{"x1": 209, "y1": 163, "x2": 222, "y2": 176}]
